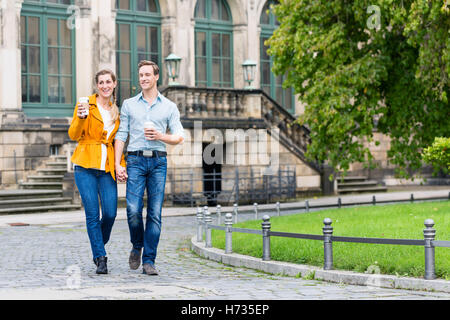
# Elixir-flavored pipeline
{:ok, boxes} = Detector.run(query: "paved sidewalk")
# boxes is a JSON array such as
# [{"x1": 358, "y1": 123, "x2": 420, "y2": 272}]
[
  {"x1": 0, "y1": 188, "x2": 448, "y2": 300},
  {"x1": 1, "y1": 188, "x2": 449, "y2": 227}
]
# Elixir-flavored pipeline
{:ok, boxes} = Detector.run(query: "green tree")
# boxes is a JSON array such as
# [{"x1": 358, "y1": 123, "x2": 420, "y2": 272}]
[
  {"x1": 422, "y1": 137, "x2": 450, "y2": 175},
  {"x1": 266, "y1": 0, "x2": 450, "y2": 178}
]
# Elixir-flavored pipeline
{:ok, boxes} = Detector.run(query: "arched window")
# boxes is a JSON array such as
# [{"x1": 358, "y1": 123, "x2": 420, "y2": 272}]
[
  {"x1": 194, "y1": 0, "x2": 233, "y2": 88},
  {"x1": 260, "y1": 0, "x2": 295, "y2": 114},
  {"x1": 116, "y1": 0, "x2": 161, "y2": 105},
  {"x1": 21, "y1": 0, "x2": 75, "y2": 117}
]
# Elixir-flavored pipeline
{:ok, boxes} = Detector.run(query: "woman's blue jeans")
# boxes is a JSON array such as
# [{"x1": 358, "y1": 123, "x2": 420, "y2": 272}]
[
  {"x1": 125, "y1": 154, "x2": 167, "y2": 266},
  {"x1": 74, "y1": 165, "x2": 117, "y2": 260}
]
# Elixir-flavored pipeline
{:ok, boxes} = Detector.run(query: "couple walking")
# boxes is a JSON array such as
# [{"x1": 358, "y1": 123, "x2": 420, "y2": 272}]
[{"x1": 68, "y1": 60, "x2": 184, "y2": 275}]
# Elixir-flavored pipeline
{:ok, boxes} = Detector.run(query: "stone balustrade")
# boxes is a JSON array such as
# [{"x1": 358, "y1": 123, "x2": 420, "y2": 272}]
[
  {"x1": 260, "y1": 94, "x2": 311, "y2": 156},
  {"x1": 163, "y1": 86, "x2": 247, "y2": 118}
]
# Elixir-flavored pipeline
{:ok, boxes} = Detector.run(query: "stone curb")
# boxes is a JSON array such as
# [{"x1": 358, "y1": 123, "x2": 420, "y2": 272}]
[{"x1": 191, "y1": 236, "x2": 450, "y2": 293}]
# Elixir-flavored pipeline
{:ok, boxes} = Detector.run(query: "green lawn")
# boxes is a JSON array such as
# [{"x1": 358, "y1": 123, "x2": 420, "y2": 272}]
[{"x1": 211, "y1": 201, "x2": 450, "y2": 279}]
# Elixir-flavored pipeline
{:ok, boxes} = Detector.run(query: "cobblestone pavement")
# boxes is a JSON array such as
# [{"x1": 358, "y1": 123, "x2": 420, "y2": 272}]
[{"x1": 0, "y1": 214, "x2": 449, "y2": 300}]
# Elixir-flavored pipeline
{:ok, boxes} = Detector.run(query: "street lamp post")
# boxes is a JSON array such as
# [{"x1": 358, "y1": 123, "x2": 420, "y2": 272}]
[
  {"x1": 165, "y1": 53, "x2": 182, "y2": 86},
  {"x1": 242, "y1": 59, "x2": 257, "y2": 89}
]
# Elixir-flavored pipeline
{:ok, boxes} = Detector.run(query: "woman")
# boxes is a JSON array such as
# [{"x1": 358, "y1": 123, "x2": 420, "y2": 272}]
[{"x1": 68, "y1": 69, "x2": 125, "y2": 274}]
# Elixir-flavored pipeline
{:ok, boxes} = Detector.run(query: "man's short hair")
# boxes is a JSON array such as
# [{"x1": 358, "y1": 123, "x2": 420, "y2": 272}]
[{"x1": 138, "y1": 60, "x2": 159, "y2": 75}]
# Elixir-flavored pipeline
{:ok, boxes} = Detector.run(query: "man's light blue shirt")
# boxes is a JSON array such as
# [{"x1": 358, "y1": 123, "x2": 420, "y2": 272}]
[{"x1": 115, "y1": 91, "x2": 184, "y2": 152}]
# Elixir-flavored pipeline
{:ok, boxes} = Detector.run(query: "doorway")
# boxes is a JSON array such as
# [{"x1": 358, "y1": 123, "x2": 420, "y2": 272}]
[{"x1": 202, "y1": 142, "x2": 224, "y2": 206}]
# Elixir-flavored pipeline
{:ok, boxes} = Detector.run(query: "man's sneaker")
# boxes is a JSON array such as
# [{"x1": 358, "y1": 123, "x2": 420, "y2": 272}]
[
  {"x1": 142, "y1": 263, "x2": 158, "y2": 275},
  {"x1": 129, "y1": 247, "x2": 142, "y2": 270}
]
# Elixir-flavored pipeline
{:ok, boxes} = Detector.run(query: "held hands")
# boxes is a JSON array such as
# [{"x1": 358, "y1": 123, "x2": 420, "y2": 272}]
[{"x1": 115, "y1": 165, "x2": 128, "y2": 183}]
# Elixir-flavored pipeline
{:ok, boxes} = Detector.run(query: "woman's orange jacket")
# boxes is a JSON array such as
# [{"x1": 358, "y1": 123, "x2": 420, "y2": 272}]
[{"x1": 68, "y1": 94, "x2": 126, "y2": 181}]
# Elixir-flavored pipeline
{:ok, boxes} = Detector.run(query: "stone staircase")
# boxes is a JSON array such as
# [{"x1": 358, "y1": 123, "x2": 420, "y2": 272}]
[
  {"x1": 336, "y1": 176, "x2": 387, "y2": 194},
  {"x1": 0, "y1": 155, "x2": 81, "y2": 214},
  {"x1": 20, "y1": 155, "x2": 67, "y2": 190}
]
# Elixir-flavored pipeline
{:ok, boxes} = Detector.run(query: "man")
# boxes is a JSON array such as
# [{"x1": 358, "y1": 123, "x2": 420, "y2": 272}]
[{"x1": 114, "y1": 60, "x2": 184, "y2": 275}]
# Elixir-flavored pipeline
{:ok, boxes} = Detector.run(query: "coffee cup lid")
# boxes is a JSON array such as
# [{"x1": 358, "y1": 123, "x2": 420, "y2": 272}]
[{"x1": 79, "y1": 97, "x2": 89, "y2": 103}]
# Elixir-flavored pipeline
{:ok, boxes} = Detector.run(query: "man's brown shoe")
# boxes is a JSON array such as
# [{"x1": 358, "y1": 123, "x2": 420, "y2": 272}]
[
  {"x1": 142, "y1": 263, "x2": 158, "y2": 275},
  {"x1": 129, "y1": 247, "x2": 142, "y2": 270}
]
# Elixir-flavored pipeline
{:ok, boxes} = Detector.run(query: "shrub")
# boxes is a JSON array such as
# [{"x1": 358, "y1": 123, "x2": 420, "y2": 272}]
[{"x1": 422, "y1": 137, "x2": 450, "y2": 176}]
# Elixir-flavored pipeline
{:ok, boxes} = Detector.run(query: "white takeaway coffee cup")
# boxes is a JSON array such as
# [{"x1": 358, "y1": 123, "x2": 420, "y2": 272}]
[
  {"x1": 78, "y1": 97, "x2": 90, "y2": 116},
  {"x1": 144, "y1": 121, "x2": 158, "y2": 140},
  {"x1": 144, "y1": 121, "x2": 156, "y2": 130}
]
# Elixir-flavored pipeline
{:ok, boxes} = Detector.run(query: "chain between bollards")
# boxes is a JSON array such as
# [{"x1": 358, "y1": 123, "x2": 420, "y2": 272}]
[{"x1": 196, "y1": 202, "x2": 442, "y2": 281}]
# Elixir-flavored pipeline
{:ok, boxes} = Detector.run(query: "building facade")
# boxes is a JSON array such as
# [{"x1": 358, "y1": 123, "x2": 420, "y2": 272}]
[
  {"x1": 0, "y1": 0, "x2": 432, "y2": 203},
  {"x1": 2, "y1": 0, "x2": 301, "y2": 117},
  {"x1": 0, "y1": 0, "x2": 319, "y2": 195}
]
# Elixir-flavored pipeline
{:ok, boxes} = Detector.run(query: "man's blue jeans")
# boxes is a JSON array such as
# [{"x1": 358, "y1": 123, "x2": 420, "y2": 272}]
[
  {"x1": 125, "y1": 154, "x2": 167, "y2": 266},
  {"x1": 74, "y1": 166, "x2": 117, "y2": 260}
]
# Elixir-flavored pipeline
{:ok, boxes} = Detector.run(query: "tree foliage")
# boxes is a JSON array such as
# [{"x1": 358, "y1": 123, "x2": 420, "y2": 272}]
[
  {"x1": 266, "y1": 0, "x2": 450, "y2": 178},
  {"x1": 422, "y1": 137, "x2": 450, "y2": 175}
]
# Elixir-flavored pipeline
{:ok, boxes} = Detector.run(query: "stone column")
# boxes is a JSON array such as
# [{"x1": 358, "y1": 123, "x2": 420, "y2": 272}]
[
  {"x1": 174, "y1": 0, "x2": 193, "y2": 86},
  {"x1": 0, "y1": 0, "x2": 23, "y2": 124},
  {"x1": 161, "y1": 16, "x2": 177, "y2": 86},
  {"x1": 232, "y1": 24, "x2": 247, "y2": 89},
  {"x1": 247, "y1": 0, "x2": 259, "y2": 87},
  {"x1": 95, "y1": 0, "x2": 116, "y2": 72},
  {"x1": 0, "y1": 0, "x2": 25, "y2": 186},
  {"x1": 74, "y1": 0, "x2": 94, "y2": 97}
]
